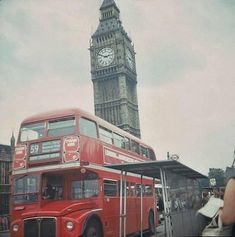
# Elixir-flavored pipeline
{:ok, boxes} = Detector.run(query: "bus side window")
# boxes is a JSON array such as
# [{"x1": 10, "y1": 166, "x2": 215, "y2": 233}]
[
  {"x1": 145, "y1": 185, "x2": 153, "y2": 196},
  {"x1": 132, "y1": 140, "x2": 140, "y2": 155},
  {"x1": 71, "y1": 181, "x2": 83, "y2": 199},
  {"x1": 136, "y1": 184, "x2": 143, "y2": 197},
  {"x1": 124, "y1": 137, "x2": 131, "y2": 151},
  {"x1": 149, "y1": 149, "x2": 156, "y2": 160},
  {"x1": 71, "y1": 174, "x2": 99, "y2": 199},
  {"x1": 130, "y1": 183, "x2": 136, "y2": 196},
  {"x1": 99, "y1": 127, "x2": 112, "y2": 144},
  {"x1": 126, "y1": 182, "x2": 130, "y2": 196},
  {"x1": 118, "y1": 181, "x2": 129, "y2": 196},
  {"x1": 141, "y1": 146, "x2": 149, "y2": 158},
  {"x1": 113, "y1": 133, "x2": 125, "y2": 149},
  {"x1": 104, "y1": 180, "x2": 117, "y2": 196},
  {"x1": 79, "y1": 117, "x2": 98, "y2": 139}
]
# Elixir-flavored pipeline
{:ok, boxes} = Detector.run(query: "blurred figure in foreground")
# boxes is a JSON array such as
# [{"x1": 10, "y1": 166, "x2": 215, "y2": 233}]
[{"x1": 219, "y1": 178, "x2": 235, "y2": 225}]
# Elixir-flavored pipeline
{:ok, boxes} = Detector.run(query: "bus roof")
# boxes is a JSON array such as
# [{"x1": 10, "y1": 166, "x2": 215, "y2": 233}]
[
  {"x1": 21, "y1": 108, "x2": 153, "y2": 148},
  {"x1": 22, "y1": 108, "x2": 82, "y2": 124}
]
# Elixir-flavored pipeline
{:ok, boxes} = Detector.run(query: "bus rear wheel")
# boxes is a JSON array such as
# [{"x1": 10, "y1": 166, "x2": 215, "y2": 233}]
[
  {"x1": 148, "y1": 211, "x2": 155, "y2": 235},
  {"x1": 83, "y1": 219, "x2": 102, "y2": 237}
]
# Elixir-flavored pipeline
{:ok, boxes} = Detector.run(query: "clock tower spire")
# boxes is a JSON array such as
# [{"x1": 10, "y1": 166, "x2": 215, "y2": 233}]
[{"x1": 89, "y1": 0, "x2": 141, "y2": 138}]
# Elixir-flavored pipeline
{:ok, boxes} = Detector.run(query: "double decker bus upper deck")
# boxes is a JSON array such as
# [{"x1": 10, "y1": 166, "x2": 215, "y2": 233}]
[{"x1": 13, "y1": 108, "x2": 156, "y2": 170}]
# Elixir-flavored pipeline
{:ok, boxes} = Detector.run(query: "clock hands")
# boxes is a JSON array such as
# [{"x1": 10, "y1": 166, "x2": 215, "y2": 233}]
[
  {"x1": 97, "y1": 52, "x2": 106, "y2": 57},
  {"x1": 98, "y1": 52, "x2": 114, "y2": 58}
]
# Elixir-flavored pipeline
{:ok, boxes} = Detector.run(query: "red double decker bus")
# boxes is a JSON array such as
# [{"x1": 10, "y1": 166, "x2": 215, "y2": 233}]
[{"x1": 11, "y1": 108, "x2": 157, "y2": 237}]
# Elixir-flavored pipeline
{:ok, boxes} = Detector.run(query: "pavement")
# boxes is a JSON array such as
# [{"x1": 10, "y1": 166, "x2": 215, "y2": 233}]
[
  {"x1": 154, "y1": 224, "x2": 165, "y2": 237},
  {"x1": 143, "y1": 224, "x2": 165, "y2": 237}
]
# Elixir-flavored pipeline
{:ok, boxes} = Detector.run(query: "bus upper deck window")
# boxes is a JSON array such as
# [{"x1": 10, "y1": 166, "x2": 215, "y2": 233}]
[
  {"x1": 124, "y1": 137, "x2": 131, "y2": 151},
  {"x1": 20, "y1": 123, "x2": 45, "y2": 142},
  {"x1": 99, "y1": 127, "x2": 112, "y2": 144},
  {"x1": 113, "y1": 133, "x2": 125, "y2": 149},
  {"x1": 141, "y1": 146, "x2": 149, "y2": 158},
  {"x1": 79, "y1": 118, "x2": 98, "y2": 138},
  {"x1": 48, "y1": 118, "x2": 75, "y2": 137},
  {"x1": 149, "y1": 149, "x2": 156, "y2": 160},
  {"x1": 132, "y1": 140, "x2": 140, "y2": 154}
]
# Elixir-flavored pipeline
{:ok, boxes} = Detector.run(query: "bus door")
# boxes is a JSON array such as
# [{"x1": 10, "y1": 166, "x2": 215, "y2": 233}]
[
  {"x1": 126, "y1": 182, "x2": 139, "y2": 234},
  {"x1": 103, "y1": 179, "x2": 119, "y2": 236},
  {"x1": 136, "y1": 183, "x2": 143, "y2": 232},
  {"x1": 119, "y1": 180, "x2": 139, "y2": 236}
]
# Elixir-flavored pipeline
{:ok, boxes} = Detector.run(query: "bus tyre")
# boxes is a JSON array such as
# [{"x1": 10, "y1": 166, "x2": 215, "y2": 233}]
[
  {"x1": 148, "y1": 211, "x2": 155, "y2": 235},
  {"x1": 83, "y1": 219, "x2": 102, "y2": 237}
]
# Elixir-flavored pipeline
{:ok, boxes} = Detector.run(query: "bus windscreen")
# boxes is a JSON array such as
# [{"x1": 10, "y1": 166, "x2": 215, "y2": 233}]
[{"x1": 20, "y1": 123, "x2": 45, "y2": 142}]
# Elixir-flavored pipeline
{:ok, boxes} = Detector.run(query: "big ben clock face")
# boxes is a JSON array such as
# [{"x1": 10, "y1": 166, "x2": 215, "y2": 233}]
[
  {"x1": 97, "y1": 47, "x2": 114, "y2": 67},
  {"x1": 126, "y1": 48, "x2": 134, "y2": 70}
]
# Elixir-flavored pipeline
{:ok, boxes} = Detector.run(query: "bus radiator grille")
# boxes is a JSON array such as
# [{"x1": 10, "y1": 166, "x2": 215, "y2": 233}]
[{"x1": 24, "y1": 217, "x2": 56, "y2": 237}]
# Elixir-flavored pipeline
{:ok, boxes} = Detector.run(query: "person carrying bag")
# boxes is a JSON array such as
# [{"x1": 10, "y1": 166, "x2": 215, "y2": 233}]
[
  {"x1": 198, "y1": 181, "x2": 235, "y2": 237},
  {"x1": 198, "y1": 196, "x2": 232, "y2": 236},
  {"x1": 202, "y1": 210, "x2": 232, "y2": 236}
]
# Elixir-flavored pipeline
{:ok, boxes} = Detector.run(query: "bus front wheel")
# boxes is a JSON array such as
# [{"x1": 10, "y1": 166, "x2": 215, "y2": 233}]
[{"x1": 83, "y1": 219, "x2": 102, "y2": 237}]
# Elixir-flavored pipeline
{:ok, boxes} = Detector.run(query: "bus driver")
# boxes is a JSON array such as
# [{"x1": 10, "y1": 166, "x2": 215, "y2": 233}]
[{"x1": 42, "y1": 179, "x2": 55, "y2": 200}]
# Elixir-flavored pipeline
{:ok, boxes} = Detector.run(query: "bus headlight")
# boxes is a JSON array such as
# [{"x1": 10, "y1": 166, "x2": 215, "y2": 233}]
[
  {"x1": 12, "y1": 224, "x2": 19, "y2": 232},
  {"x1": 66, "y1": 221, "x2": 74, "y2": 231}
]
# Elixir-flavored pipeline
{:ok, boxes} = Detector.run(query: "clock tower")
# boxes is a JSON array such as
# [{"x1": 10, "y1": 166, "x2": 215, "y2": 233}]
[{"x1": 90, "y1": 0, "x2": 141, "y2": 138}]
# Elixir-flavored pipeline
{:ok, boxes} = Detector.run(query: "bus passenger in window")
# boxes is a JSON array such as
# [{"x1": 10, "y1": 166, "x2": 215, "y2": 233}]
[{"x1": 42, "y1": 181, "x2": 55, "y2": 200}]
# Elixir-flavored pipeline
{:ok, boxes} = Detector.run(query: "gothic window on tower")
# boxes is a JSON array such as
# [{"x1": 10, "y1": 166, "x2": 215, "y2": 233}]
[{"x1": 100, "y1": 80, "x2": 118, "y2": 102}]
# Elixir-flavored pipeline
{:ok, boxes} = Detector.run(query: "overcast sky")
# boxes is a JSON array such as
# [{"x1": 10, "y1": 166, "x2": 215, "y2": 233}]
[{"x1": 0, "y1": 0, "x2": 234, "y2": 175}]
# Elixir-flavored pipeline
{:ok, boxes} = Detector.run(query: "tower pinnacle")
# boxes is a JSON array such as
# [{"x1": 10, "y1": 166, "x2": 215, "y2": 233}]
[
  {"x1": 11, "y1": 132, "x2": 15, "y2": 149},
  {"x1": 100, "y1": 0, "x2": 119, "y2": 10}
]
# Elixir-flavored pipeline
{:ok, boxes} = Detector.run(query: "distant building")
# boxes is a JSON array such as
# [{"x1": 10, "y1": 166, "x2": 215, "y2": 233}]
[
  {"x1": 90, "y1": 0, "x2": 141, "y2": 138},
  {"x1": 225, "y1": 166, "x2": 235, "y2": 181},
  {"x1": 0, "y1": 134, "x2": 15, "y2": 232},
  {"x1": 225, "y1": 151, "x2": 235, "y2": 181},
  {"x1": 208, "y1": 168, "x2": 225, "y2": 188}
]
